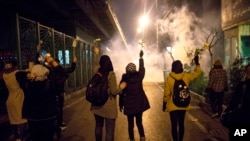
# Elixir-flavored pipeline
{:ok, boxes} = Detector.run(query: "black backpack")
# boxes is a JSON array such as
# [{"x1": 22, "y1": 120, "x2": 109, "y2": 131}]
[
  {"x1": 86, "y1": 72, "x2": 109, "y2": 106},
  {"x1": 171, "y1": 76, "x2": 191, "y2": 107}
]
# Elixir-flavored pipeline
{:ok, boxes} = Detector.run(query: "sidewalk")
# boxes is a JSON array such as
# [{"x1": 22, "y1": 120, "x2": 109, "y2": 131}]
[{"x1": 188, "y1": 92, "x2": 229, "y2": 141}]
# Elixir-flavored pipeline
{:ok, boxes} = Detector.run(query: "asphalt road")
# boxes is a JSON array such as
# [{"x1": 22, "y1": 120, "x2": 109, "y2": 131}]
[{"x1": 60, "y1": 82, "x2": 222, "y2": 141}]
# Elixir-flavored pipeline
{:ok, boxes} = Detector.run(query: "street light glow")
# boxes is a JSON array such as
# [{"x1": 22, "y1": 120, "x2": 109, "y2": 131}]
[
  {"x1": 139, "y1": 15, "x2": 149, "y2": 28},
  {"x1": 166, "y1": 46, "x2": 174, "y2": 61},
  {"x1": 166, "y1": 46, "x2": 172, "y2": 54}
]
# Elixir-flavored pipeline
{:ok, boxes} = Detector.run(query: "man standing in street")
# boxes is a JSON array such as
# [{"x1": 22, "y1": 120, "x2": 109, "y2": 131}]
[
  {"x1": 206, "y1": 59, "x2": 228, "y2": 118},
  {"x1": 54, "y1": 56, "x2": 77, "y2": 131}
]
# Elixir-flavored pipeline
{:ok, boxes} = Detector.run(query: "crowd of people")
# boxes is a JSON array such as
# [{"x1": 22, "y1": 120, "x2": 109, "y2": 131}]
[
  {"x1": 0, "y1": 54, "x2": 77, "y2": 141},
  {"x1": 0, "y1": 48, "x2": 250, "y2": 141}
]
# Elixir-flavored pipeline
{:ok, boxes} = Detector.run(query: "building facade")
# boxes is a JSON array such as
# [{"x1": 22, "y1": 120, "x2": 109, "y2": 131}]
[{"x1": 222, "y1": 0, "x2": 250, "y2": 67}]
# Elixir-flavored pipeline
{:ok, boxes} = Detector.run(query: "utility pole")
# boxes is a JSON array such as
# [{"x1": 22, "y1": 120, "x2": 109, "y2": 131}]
[{"x1": 156, "y1": 0, "x2": 159, "y2": 50}]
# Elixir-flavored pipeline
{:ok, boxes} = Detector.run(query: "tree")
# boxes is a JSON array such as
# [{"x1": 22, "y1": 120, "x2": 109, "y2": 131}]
[{"x1": 201, "y1": 28, "x2": 222, "y2": 68}]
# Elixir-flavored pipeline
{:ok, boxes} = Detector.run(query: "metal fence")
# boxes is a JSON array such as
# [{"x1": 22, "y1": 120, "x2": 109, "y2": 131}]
[{"x1": 1, "y1": 14, "x2": 97, "y2": 94}]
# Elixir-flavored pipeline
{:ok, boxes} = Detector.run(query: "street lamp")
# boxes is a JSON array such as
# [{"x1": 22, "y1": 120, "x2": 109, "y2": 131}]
[
  {"x1": 138, "y1": 15, "x2": 149, "y2": 40},
  {"x1": 166, "y1": 46, "x2": 174, "y2": 61},
  {"x1": 139, "y1": 15, "x2": 149, "y2": 28}
]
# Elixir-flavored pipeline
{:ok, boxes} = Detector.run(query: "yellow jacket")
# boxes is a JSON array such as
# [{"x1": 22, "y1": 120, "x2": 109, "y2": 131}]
[{"x1": 163, "y1": 65, "x2": 202, "y2": 112}]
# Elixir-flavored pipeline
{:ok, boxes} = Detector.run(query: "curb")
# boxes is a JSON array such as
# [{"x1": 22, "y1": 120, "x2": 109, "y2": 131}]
[{"x1": 64, "y1": 87, "x2": 86, "y2": 101}]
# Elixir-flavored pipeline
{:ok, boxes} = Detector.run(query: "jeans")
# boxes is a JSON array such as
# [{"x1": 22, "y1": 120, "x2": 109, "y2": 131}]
[
  {"x1": 127, "y1": 112, "x2": 145, "y2": 140},
  {"x1": 210, "y1": 91, "x2": 224, "y2": 115},
  {"x1": 57, "y1": 93, "x2": 65, "y2": 126},
  {"x1": 94, "y1": 114, "x2": 115, "y2": 141},
  {"x1": 169, "y1": 110, "x2": 186, "y2": 141}
]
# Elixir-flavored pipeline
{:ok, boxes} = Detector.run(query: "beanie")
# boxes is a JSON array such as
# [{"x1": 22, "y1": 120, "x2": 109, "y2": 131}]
[{"x1": 126, "y1": 63, "x2": 136, "y2": 73}]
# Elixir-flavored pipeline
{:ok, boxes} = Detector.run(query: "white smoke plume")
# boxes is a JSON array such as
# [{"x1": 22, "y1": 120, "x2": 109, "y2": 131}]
[{"x1": 106, "y1": 1, "x2": 221, "y2": 82}]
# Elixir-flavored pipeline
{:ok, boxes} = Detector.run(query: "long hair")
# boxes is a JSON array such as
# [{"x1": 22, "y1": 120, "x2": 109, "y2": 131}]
[
  {"x1": 171, "y1": 60, "x2": 183, "y2": 74},
  {"x1": 98, "y1": 55, "x2": 114, "y2": 73}
]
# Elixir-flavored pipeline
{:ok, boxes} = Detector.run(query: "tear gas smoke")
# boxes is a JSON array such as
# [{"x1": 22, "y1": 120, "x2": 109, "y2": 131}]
[{"x1": 107, "y1": 2, "x2": 221, "y2": 82}]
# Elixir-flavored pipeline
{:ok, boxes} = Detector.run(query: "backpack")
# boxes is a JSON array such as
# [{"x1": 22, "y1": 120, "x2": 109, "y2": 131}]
[
  {"x1": 86, "y1": 72, "x2": 109, "y2": 106},
  {"x1": 171, "y1": 76, "x2": 191, "y2": 107}
]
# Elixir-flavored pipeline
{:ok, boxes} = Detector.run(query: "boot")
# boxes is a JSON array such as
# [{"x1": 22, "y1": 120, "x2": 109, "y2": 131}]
[{"x1": 140, "y1": 136, "x2": 145, "y2": 141}]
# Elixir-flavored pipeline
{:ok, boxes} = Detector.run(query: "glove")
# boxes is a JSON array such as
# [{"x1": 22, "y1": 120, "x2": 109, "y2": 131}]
[
  {"x1": 194, "y1": 55, "x2": 199, "y2": 65},
  {"x1": 140, "y1": 50, "x2": 144, "y2": 58},
  {"x1": 162, "y1": 102, "x2": 167, "y2": 112}
]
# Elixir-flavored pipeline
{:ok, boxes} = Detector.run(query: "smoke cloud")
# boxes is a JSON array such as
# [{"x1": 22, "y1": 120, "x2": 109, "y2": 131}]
[{"x1": 107, "y1": 1, "x2": 221, "y2": 82}]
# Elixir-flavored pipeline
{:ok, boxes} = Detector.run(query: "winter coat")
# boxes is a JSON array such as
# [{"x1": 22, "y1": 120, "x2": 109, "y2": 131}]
[
  {"x1": 120, "y1": 58, "x2": 150, "y2": 115},
  {"x1": 48, "y1": 65, "x2": 68, "y2": 95},
  {"x1": 3, "y1": 70, "x2": 27, "y2": 124},
  {"x1": 163, "y1": 65, "x2": 201, "y2": 112},
  {"x1": 228, "y1": 79, "x2": 250, "y2": 121},
  {"x1": 90, "y1": 71, "x2": 122, "y2": 119},
  {"x1": 16, "y1": 71, "x2": 56, "y2": 120},
  {"x1": 16, "y1": 65, "x2": 66, "y2": 121}
]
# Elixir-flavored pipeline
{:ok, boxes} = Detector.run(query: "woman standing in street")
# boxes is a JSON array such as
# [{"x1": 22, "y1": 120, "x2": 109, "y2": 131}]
[
  {"x1": 90, "y1": 55, "x2": 126, "y2": 141},
  {"x1": 119, "y1": 50, "x2": 150, "y2": 141},
  {"x1": 163, "y1": 56, "x2": 201, "y2": 141}
]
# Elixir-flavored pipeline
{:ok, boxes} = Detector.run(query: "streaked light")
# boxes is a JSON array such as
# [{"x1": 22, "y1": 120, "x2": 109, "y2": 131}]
[{"x1": 106, "y1": 47, "x2": 111, "y2": 52}]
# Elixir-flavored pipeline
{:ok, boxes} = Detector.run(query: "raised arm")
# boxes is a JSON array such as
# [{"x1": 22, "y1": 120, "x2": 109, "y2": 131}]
[{"x1": 139, "y1": 50, "x2": 145, "y2": 79}]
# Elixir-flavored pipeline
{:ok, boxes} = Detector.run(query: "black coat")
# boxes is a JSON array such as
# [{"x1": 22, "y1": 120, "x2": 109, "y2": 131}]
[
  {"x1": 120, "y1": 59, "x2": 150, "y2": 115},
  {"x1": 16, "y1": 65, "x2": 66, "y2": 120},
  {"x1": 226, "y1": 79, "x2": 250, "y2": 125},
  {"x1": 16, "y1": 71, "x2": 56, "y2": 120}
]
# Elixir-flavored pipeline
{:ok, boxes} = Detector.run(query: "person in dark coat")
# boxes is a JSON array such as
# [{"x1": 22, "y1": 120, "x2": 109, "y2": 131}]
[
  {"x1": 16, "y1": 55, "x2": 66, "y2": 141},
  {"x1": 119, "y1": 50, "x2": 150, "y2": 141},
  {"x1": 223, "y1": 64, "x2": 250, "y2": 140},
  {"x1": 54, "y1": 56, "x2": 77, "y2": 131},
  {"x1": 0, "y1": 60, "x2": 8, "y2": 114}
]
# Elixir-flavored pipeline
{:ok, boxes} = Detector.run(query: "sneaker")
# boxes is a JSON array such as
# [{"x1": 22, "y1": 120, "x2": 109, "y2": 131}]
[
  {"x1": 211, "y1": 113, "x2": 219, "y2": 118},
  {"x1": 60, "y1": 125, "x2": 67, "y2": 131}
]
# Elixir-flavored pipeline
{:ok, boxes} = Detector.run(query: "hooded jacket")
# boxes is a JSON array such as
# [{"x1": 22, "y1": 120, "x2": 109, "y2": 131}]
[{"x1": 163, "y1": 65, "x2": 201, "y2": 112}]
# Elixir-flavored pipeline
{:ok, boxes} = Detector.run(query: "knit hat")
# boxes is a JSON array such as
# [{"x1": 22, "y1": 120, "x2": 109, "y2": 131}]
[
  {"x1": 31, "y1": 64, "x2": 49, "y2": 81},
  {"x1": 214, "y1": 59, "x2": 222, "y2": 66},
  {"x1": 171, "y1": 60, "x2": 183, "y2": 73},
  {"x1": 126, "y1": 63, "x2": 136, "y2": 72}
]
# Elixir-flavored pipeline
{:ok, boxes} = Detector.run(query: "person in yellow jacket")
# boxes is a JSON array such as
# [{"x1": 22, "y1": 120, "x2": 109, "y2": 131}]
[{"x1": 163, "y1": 56, "x2": 201, "y2": 141}]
